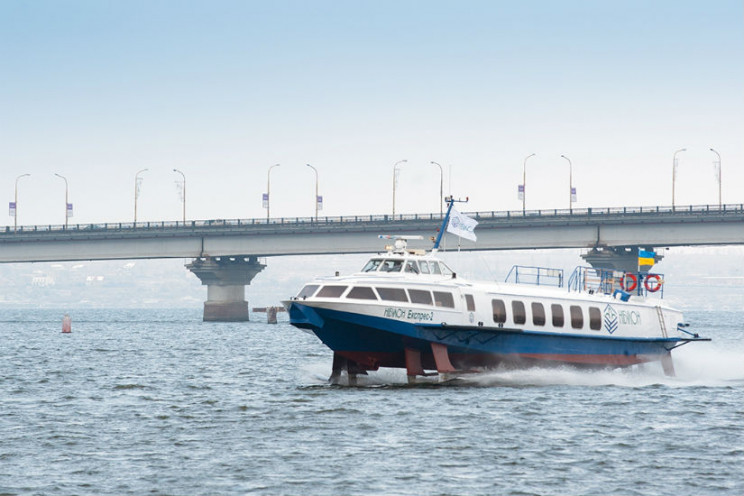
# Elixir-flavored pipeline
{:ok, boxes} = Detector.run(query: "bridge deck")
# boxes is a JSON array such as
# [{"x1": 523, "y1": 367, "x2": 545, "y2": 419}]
[{"x1": 1, "y1": 203, "x2": 742, "y2": 262}]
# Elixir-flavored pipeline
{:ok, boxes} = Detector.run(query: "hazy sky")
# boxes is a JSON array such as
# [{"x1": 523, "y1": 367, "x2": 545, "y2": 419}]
[{"x1": 2, "y1": 1, "x2": 742, "y2": 227}]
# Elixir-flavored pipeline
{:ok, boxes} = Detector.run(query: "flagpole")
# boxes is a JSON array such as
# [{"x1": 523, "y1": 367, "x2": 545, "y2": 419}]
[
  {"x1": 432, "y1": 197, "x2": 456, "y2": 250},
  {"x1": 173, "y1": 168, "x2": 186, "y2": 222},
  {"x1": 672, "y1": 148, "x2": 686, "y2": 210},
  {"x1": 433, "y1": 196, "x2": 474, "y2": 250},
  {"x1": 710, "y1": 148, "x2": 721, "y2": 208},
  {"x1": 134, "y1": 168, "x2": 148, "y2": 224},
  {"x1": 54, "y1": 173, "x2": 69, "y2": 228},
  {"x1": 430, "y1": 161, "x2": 443, "y2": 218},
  {"x1": 522, "y1": 153, "x2": 535, "y2": 213},
  {"x1": 561, "y1": 155, "x2": 572, "y2": 211},
  {"x1": 14, "y1": 173, "x2": 30, "y2": 232},
  {"x1": 392, "y1": 159, "x2": 407, "y2": 217}
]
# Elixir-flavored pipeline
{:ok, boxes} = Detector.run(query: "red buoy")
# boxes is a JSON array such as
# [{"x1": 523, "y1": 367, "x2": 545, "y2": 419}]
[{"x1": 62, "y1": 314, "x2": 72, "y2": 333}]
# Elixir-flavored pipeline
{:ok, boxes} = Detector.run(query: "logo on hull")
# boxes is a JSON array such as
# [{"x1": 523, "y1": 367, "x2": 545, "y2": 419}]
[{"x1": 604, "y1": 304, "x2": 619, "y2": 334}]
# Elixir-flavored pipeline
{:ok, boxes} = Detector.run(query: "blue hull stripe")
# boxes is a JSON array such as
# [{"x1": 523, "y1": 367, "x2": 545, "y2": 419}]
[{"x1": 288, "y1": 303, "x2": 683, "y2": 359}]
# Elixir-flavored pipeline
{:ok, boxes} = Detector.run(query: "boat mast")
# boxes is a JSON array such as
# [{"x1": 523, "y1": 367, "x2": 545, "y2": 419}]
[{"x1": 432, "y1": 196, "x2": 468, "y2": 250}]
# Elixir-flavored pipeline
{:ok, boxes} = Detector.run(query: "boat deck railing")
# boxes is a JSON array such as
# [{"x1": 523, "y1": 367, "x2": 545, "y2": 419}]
[
  {"x1": 568, "y1": 267, "x2": 665, "y2": 299},
  {"x1": 505, "y1": 265, "x2": 564, "y2": 288}
]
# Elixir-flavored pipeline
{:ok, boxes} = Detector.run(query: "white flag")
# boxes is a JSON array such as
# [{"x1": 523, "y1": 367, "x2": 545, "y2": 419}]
[{"x1": 446, "y1": 208, "x2": 478, "y2": 242}]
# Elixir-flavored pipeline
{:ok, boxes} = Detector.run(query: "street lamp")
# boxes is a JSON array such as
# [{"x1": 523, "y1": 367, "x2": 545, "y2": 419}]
[
  {"x1": 522, "y1": 153, "x2": 536, "y2": 213},
  {"x1": 172, "y1": 168, "x2": 186, "y2": 222},
  {"x1": 392, "y1": 159, "x2": 407, "y2": 217},
  {"x1": 306, "y1": 164, "x2": 319, "y2": 220},
  {"x1": 560, "y1": 155, "x2": 574, "y2": 211},
  {"x1": 266, "y1": 164, "x2": 280, "y2": 220},
  {"x1": 13, "y1": 173, "x2": 30, "y2": 232},
  {"x1": 710, "y1": 148, "x2": 722, "y2": 208},
  {"x1": 54, "y1": 173, "x2": 69, "y2": 228},
  {"x1": 430, "y1": 161, "x2": 443, "y2": 218},
  {"x1": 134, "y1": 168, "x2": 148, "y2": 223},
  {"x1": 672, "y1": 148, "x2": 686, "y2": 209}
]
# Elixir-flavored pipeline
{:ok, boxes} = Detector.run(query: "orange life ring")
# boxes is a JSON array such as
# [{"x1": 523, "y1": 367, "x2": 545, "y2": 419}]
[
  {"x1": 620, "y1": 273, "x2": 638, "y2": 292},
  {"x1": 644, "y1": 274, "x2": 663, "y2": 292}
]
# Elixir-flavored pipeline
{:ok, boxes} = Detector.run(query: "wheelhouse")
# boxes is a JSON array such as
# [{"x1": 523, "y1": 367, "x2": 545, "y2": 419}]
[{"x1": 360, "y1": 256, "x2": 454, "y2": 276}]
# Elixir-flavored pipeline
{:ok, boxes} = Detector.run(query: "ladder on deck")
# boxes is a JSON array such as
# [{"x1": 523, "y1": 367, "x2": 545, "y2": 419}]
[{"x1": 655, "y1": 306, "x2": 668, "y2": 338}]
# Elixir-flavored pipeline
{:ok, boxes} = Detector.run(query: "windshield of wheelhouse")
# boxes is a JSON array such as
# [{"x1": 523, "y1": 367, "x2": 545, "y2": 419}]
[
  {"x1": 439, "y1": 261, "x2": 453, "y2": 276},
  {"x1": 417, "y1": 259, "x2": 452, "y2": 276},
  {"x1": 361, "y1": 259, "x2": 383, "y2": 272},
  {"x1": 379, "y1": 259, "x2": 404, "y2": 272},
  {"x1": 361, "y1": 258, "x2": 405, "y2": 273}
]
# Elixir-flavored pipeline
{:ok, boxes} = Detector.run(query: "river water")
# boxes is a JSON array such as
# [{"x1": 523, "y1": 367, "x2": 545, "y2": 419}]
[{"x1": 1, "y1": 308, "x2": 742, "y2": 496}]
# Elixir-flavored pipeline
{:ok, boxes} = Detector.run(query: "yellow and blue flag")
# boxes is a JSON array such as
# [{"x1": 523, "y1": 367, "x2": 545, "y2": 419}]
[{"x1": 638, "y1": 249, "x2": 656, "y2": 269}]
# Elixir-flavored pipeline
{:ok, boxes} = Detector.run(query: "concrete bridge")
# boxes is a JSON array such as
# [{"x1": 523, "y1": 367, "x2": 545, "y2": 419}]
[{"x1": 2, "y1": 203, "x2": 743, "y2": 320}]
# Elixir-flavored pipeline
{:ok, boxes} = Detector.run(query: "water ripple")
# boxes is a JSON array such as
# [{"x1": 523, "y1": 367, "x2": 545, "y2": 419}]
[{"x1": 0, "y1": 308, "x2": 741, "y2": 495}]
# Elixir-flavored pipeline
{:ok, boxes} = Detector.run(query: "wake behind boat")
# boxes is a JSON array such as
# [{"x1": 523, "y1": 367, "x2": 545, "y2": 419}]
[{"x1": 284, "y1": 198, "x2": 709, "y2": 384}]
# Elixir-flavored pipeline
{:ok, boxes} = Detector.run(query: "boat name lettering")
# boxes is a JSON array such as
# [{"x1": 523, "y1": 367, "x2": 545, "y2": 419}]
[
  {"x1": 384, "y1": 307, "x2": 407, "y2": 319},
  {"x1": 407, "y1": 310, "x2": 434, "y2": 322},
  {"x1": 618, "y1": 310, "x2": 641, "y2": 326},
  {"x1": 383, "y1": 307, "x2": 434, "y2": 322}
]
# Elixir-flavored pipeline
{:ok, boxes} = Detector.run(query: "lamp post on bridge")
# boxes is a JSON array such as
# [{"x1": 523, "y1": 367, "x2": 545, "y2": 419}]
[
  {"x1": 173, "y1": 168, "x2": 186, "y2": 222},
  {"x1": 671, "y1": 148, "x2": 686, "y2": 210},
  {"x1": 13, "y1": 173, "x2": 30, "y2": 232},
  {"x1": 54, "y1": 173, "x2": 70, "y2": 228},
  {"x1": 560, "y1": 155, "x2": 574, "y2": 211},
  {"x1": 392, "y1": 159, "x2": 407, "y2": 217},
  {"x1": 521, "y1": 153, "x2": 535, "y2": 213},
  {"x1": 265, "y1": 164, "x2": 280, "y2": 221},
  {"x1": 430, "y1": 161, "x2": 443, "y2": 218},
  {"x1": 710, "y1": 148, "x2": 722, "y2": 209},
  {"x1": 306, "y1": 163, "x2": 320, "y2": 220},
  {"x1": 134, "y1": 168, "x2": 148, "y2": 224}
]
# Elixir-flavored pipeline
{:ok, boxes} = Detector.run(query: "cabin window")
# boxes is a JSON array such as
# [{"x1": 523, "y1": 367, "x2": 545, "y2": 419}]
[
  {"x1": 570, "y1": 305, "x2": 584, "y2": 329},
  {"x1": 531, "y1": 302, "x2": 546, "y2": 326},
  {"x1": 465, "y1": 294, "x2": 476, "y2": 312},
  {"x1": 347, "y1": 287, "x2": 378, "y2": 300},
  {"x1": 429, "y1": 262, "x2": 442, "y2": 275},
  {"x1": 380, "y1": 260, "x2": 404, "y2": 272},
  {"x1": 492, "y1": 299, "x2": 507, "y2": 324},
  {"x1": 551, "y1": 304, "x2": 564, "y2": 327},
  {"x1": 419, "y1": 261, "x2": 431, "y2": 274},
  {"x1": 512, "y1": 301, "x2": 526, "y2": 325},
  {"x1": 376, "y1": 287, "x2": 408, "y2": 302},
  {"x1": 408, "y1": 289, "x2": 433, "y2": 305},
  {"x1": 405, "y1": 261, "x2": 420, "y2": 274},
  {"x1": 297, "y1": 285, "x2": 320, "y2": 298},
  {"x1": 361, "y1": 259, "x2": 382, "y2": 272},
  {"x1": 589, "y1": 307, "x2": 602, "y2": 331},
  {"x1": 317, "y1": 285, "x2": 348, "y2": 298},
  {"x1": 440, "y1": 263, "x2": 453, "y2": 277},
  {"x1": 433, "y1": 291, "x2": 455, "y2": 308}
]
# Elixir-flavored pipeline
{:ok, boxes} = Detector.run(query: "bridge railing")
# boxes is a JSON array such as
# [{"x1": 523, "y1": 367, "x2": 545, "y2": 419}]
[{"x1": 2, "y1": 203, "x2": 743, "y2": 236}]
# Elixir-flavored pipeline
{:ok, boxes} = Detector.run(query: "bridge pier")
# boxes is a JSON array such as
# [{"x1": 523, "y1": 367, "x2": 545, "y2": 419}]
[
  {"x1": 186, "y1": 256, "x2": 266, "y2": 322},
  {"x1": 581, "y1": 246, "x2": 663, "y2": 273}
]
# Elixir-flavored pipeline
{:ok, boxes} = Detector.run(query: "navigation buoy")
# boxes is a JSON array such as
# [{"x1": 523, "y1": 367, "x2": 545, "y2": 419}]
[{"x1": 62, "y1": 313, "x2": 72, "y2": 333}]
